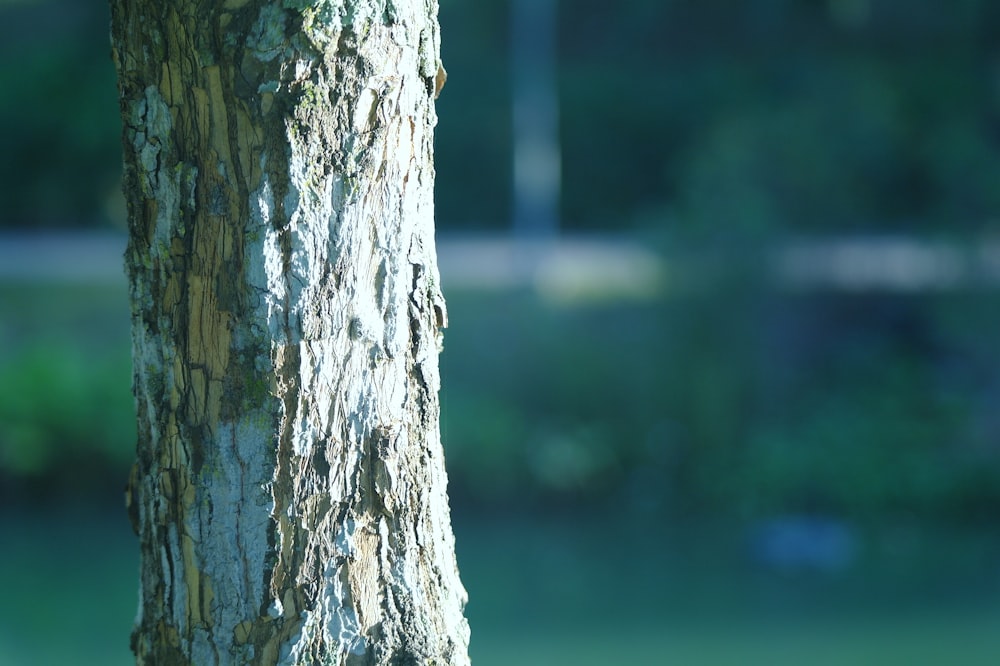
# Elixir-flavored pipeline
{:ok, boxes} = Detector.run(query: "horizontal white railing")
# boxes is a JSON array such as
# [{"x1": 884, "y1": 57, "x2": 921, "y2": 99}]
[{"x1": 3, "y1": 231, "x2": 999, "y2": 298}]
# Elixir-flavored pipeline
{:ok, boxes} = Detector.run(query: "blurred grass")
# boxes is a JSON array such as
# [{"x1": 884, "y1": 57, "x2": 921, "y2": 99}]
[
  {"x1": 0, "y1": 506, "x2": 136, "y2": 666},
  {"x1": 472, "y1": 612, "x2": 1000, "y2": 666},
  {"x1": 1, "y1": 507, "x2": 999, "y2": 665}
]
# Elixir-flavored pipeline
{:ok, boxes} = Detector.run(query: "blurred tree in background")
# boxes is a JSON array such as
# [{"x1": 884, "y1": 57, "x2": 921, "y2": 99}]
[
  {"x1": 3, "y1": 0, "x2": 999, "y2": 232},
  {"x1": 0, "y1": 1, "x2": 121, "y2": 227},
  {"x1": 556, "y1": 0, "x2": 1000, "y2": 233}
]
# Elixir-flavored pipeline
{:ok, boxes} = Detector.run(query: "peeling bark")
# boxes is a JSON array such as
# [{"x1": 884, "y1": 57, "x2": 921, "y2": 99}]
[{"x1": 110, "y1": 1, "x2": 469, "y2": 663}]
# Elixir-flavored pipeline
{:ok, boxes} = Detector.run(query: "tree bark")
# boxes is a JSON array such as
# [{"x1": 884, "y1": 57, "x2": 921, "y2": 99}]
[{"x1": 110, "y1": 1, "x2": 468, "y2": 663}]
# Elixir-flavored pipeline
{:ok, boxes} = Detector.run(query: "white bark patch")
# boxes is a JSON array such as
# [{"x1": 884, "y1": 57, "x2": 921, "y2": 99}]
[
  {"x1": 128, "y1": 85, "x2": 171, "y2": 197},
  {"x1": 127, "y1": 86, "x2": 186, "y2": 270},
  {"x1": 354, "y1": 87, "x2": 379, "y2": 134},
  {"x1": 198, "y1": 416, "x2": 274, "y2": 633},
  {"x1": 247, "y1": 166, "x2": 291, "y2": 343},
  {"x1": 249, "y1": 4, "x2": 290, "y2": 62}
]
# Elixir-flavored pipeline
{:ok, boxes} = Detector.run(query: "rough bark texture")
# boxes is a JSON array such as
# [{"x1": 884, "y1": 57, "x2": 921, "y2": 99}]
[{"x1": 110, "y1": 1, "x2": 469, "y2": 663}]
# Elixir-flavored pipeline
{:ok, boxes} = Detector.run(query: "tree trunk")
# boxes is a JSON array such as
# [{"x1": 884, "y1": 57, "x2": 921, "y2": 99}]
[{"x1": 110, "y1": 1, "x2": 468, "y2": 663}]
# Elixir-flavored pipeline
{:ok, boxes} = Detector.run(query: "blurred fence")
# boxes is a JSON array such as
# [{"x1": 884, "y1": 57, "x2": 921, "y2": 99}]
[{"x1": 5, "y1": 231, "x2": 1000, "y2": 292}]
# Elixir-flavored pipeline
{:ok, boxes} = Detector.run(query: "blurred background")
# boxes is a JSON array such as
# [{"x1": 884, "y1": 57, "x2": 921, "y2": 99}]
[{"x1": 3, "y1": 0, "x2": 1000, "y2": 663}]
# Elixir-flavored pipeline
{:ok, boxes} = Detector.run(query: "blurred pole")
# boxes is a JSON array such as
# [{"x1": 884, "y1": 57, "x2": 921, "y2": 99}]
[{"x1": 511, "y1": 0, "x2": 560, "y2": 238}]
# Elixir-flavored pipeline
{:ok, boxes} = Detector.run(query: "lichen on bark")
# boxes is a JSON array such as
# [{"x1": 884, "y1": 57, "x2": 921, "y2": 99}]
[{"x1": 112, "y1": 1, "x2": 468, "y2": 663}]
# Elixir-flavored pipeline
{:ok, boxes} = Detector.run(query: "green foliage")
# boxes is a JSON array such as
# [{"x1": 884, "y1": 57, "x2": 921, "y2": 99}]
[
  {"x1": 0, "y1": 0, "x2": 122, "y2": 227},
  {"x1": 0, "y1": 283, "x2": 133, "y2": 487},
  {"x1": 0, "y1": 344, "x2": 133, "y2": 476},
  {"x1": 557, "y1": 1, "x2": 1000, "y2": 232},
  {"x1": 440, "y1": 279, "x2": 1000, "y2": 524},
  {"x1": 3, "y1": 0, "x2": 998, "y2": 231}
]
